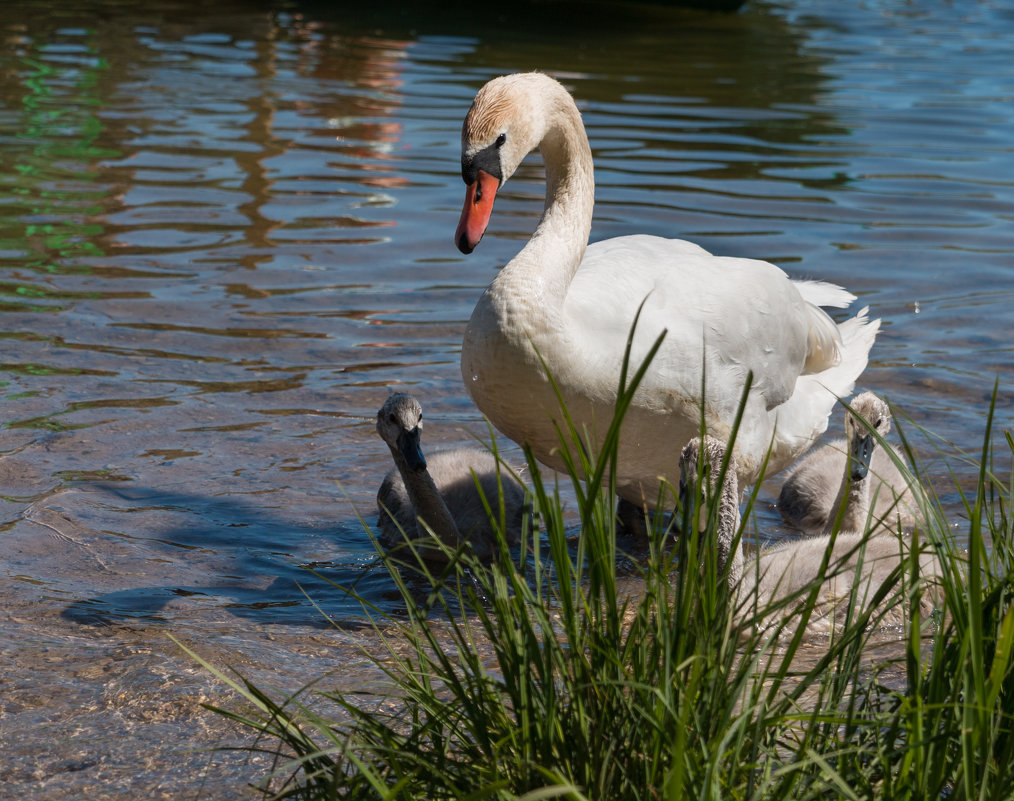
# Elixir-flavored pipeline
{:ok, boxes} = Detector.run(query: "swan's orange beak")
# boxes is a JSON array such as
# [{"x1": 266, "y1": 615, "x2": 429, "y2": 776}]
[{"x1": 455, "y1": 169, "x2": 499, "y2": 254}]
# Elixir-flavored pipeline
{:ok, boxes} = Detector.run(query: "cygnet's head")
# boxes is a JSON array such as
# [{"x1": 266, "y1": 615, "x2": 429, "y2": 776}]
[
  {"x1": 377, "y1": 393, "x2": 426, "y2": 471},
  {"x1": 843, "y1": 392, "x2": 892, "y2": 481}
]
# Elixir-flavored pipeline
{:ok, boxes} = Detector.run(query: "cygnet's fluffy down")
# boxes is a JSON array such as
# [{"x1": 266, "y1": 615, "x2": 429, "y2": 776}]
[
  {"x1": 741, "y1": 528, "x2": 942, "y2": 635},
  {"x1": 680, "y1": 434, "x2": 943, "y2": 637},
  {"x1": 779, "y1": 392, "x2": 924, "y2": 535},
  {"x1": 376, "y1": 393, "x2": 526, "y2": 562}
]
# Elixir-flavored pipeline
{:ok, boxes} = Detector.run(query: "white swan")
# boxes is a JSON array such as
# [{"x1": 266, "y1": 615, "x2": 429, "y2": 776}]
[
  {"x1": 455, "y1": 72, "x2": 880, "y2": 509},
  {"x1": 376, "y1": 393, "x2": 526, "y2": 562},
  {"x1": 679, "y1": 435, "x2": 942, "y2": 635},
  {"x1": 779, "y1": 392, "x2": 923, "y2": 535}
]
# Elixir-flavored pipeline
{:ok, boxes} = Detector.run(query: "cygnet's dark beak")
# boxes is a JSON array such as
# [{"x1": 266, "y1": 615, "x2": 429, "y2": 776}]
[
  {"x1": 849, "y1": 432, "x2": 874, "y2": 482},
  {"x1": 397, "y1": 427, "x2": 427, "y2": 471}
]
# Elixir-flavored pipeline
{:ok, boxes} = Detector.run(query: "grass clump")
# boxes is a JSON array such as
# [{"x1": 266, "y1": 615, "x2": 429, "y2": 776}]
[{"x1": 180, "y1": 368, "x2": 1014, "y2": 800}]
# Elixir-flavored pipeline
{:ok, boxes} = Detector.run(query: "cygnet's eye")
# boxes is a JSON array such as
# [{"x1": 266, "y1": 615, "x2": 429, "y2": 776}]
[
  {"x1": 388, "y1": 413, "x2": 397, "y2": 424},
  {"x1": 495, "y1": 133, "x2": 506, "y2": 148},
  {"x1": 874, "y1": 417, "x2": 883, "y2": 429}
]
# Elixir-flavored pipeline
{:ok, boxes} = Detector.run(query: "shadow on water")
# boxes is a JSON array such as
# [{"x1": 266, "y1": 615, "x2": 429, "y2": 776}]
[{"x1": 55, "y1": 483, "x2": 398, "y2": 630}]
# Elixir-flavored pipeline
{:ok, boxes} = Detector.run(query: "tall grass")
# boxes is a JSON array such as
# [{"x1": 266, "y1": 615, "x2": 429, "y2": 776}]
[{"x1": 180, "y1": 375, "x2": 1014, "y2": 800}]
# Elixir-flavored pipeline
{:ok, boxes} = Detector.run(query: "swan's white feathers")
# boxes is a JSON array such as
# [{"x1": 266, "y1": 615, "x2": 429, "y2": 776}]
[
  {"x1": 790, "y1": 280, "x2": 860, "y2": 373},
  {"x1": 567, "y1": 239, "x2": 824, "y2": 407},
  {"x1": 458, "y1": 73, "x2": 880, "y2": 502},
  {"x1": 792, "y1": 279, "x2": 857, "y2": 309},
  {"x1": 464, "y1": 72, "x2": 540, "y2": 146}
]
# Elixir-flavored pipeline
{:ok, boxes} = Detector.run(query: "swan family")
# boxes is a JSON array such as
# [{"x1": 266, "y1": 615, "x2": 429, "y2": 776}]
[{"x1": 371, "y1": 71, "x2": 944, "y2": 628}]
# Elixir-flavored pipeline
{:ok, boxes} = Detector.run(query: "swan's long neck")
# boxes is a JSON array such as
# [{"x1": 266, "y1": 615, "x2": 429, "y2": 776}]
[
  {"x1": 823, "y1": 450, "x2": 872, "y2": 536},
  {"x1": 490, "y1": 91, "x2": 595, "y2": 331},
  {"x1": 387, "y1": 444, "x2": 463, "y2": 552}
]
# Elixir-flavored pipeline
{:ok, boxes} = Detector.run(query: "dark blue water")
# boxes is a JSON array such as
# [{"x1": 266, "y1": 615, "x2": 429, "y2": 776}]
[{"x1": 1, "y1": 0, "x2": 1011, "y2": 796}]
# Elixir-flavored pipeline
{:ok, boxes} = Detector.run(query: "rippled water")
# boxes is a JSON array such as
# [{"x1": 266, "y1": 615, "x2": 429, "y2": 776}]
[{"x1": 1, "y1": 0, "x2": 1012, "y2": 796}]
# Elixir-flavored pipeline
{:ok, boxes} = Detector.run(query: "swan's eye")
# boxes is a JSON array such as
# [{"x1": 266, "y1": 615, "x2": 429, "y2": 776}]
[
  {"x1": 874, "y1": 417, "x2": 883, "y2": 429},
  {"x1": 388, "y1": 413, "x2": 397, "y2": 424},
  {"x1": 494, "y1": 133, "x2": 506, "y2": 149}
]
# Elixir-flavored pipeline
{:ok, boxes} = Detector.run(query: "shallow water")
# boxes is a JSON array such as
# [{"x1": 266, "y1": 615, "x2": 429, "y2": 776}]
[{"x1": 1, "y1": 0, "x2": 1012, "y2": 796}]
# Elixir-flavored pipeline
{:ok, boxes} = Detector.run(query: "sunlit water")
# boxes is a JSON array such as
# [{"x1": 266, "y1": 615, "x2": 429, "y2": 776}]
[{"x1": 1, "y1": 0, "x2": 1012, "y2": 796}]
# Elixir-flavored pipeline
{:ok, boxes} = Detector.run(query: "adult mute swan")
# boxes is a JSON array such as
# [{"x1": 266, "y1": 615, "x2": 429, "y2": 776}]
[
  {"x1": 376, "y1": 393, "x2": 526, "y2": 562},
  {"x1": 455, "y1": 72, "x2": 880, "y2": 509},
  {"x1": 680, "y1": 435, "x2": 942, "y2": 635},
  {"x1": 779, "y1": 392, "x2": 924, "y2": 535}
]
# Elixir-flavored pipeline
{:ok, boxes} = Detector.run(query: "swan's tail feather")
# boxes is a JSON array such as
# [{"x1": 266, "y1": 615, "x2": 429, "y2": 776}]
[
  {"x1": 825, "y1": 306, "x2": 880, "y2": 398},
  {"x1": 793, "y1": 280, "x2": 857, "y2": 309},
  {"x1": 803, "y1": 305, "x2": 846, "y2": 374},
  {"x1": 796, "y1": 281, "x2": 860, "y2": 375},
  {"x1": 772, "y1": 306, "x2": 881, "y2": 471}
]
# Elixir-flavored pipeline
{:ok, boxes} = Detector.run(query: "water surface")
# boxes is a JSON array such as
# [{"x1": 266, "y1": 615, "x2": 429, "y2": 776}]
[{"x1": 1, "y1": 0, "x2": 1012, "y2": 796}]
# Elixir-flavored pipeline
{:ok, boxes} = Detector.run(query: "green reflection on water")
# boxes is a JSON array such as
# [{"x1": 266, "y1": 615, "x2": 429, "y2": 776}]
[
  {"x1": 1, "y1": 36, "x2": 119, "y2": 287},
  {"x1": 0, "y1": 362, "x2": 114, "y2": 377},
  {"x1": 2, "y1": 393, "x2": 177, "y2": 432}
]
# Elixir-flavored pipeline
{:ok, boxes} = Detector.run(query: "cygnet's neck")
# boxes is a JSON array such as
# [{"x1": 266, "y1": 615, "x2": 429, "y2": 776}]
[
  {"x1": 716, "y1": 468, "x2": 745, "y2": 591},
  {"x1": 387, "y1": 443, "x2": 462, "y2": 551},
  {"x1": 823, "y1": 453, "x2": 872, "y2": 536}
]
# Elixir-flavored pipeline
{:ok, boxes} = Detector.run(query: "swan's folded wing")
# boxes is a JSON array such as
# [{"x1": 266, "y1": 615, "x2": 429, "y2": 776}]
[{"x1": 570, "y1": 241, "x2": 825, "y2": 411}]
